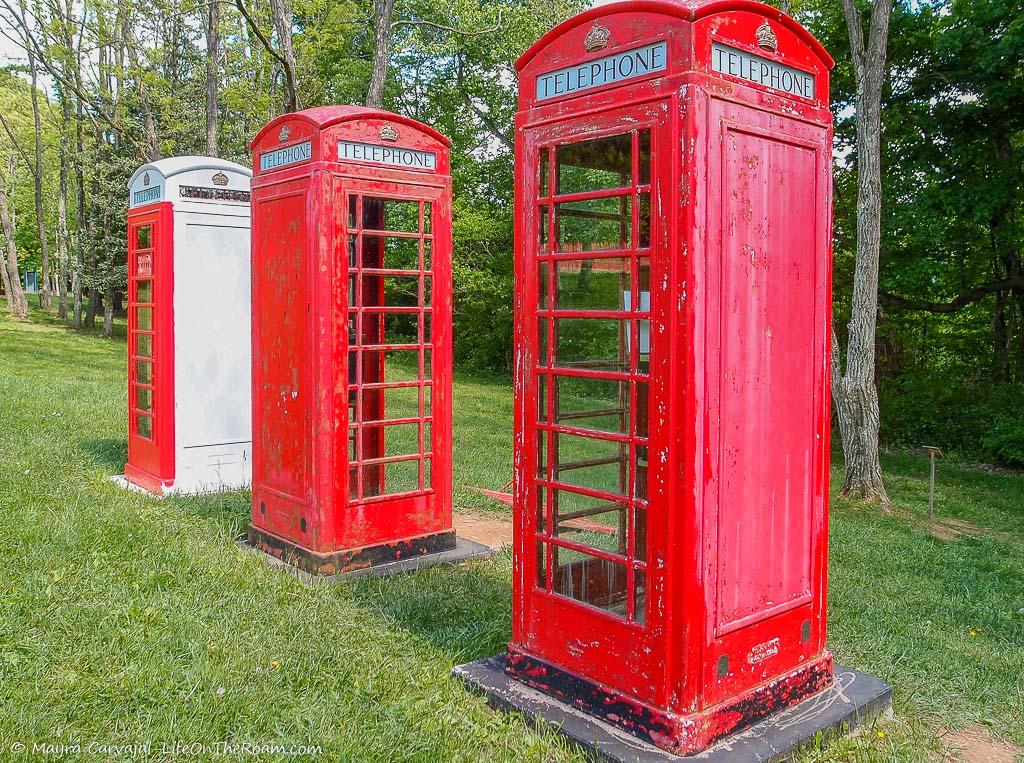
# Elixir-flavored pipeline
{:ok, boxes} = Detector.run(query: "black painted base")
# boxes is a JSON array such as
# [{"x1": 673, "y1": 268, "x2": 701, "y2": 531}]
[
  {"x1": 453, "y1": 655, "x2": 893, "y2": 763},
  {"x1": 241, "y1": 534, "x2": 494, "y2": 582}
]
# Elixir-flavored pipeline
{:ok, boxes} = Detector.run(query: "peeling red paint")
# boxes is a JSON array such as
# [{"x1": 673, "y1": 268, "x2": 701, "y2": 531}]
[
  {"x1": 506, "y1": 0, "x2": 835, "y2": 755},
  {"x1": 248, "y1": 107, "x2": 455, "y2": 573}
]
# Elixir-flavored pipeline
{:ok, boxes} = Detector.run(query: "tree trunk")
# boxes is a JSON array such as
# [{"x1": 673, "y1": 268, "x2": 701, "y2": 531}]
[
  {"x1": 268, "y1": 0, "x2": 298, "y2": 113},
  {"x1": 24, "y1": 15, "x2": 52, "y2": 312},
  {"x1": 366, "y1": 0, "x2": 395, "y2": 108},
  {"x1": 104, "y1": 284, "x2": 114, "y2": 337},
  {"x1": 0, "y1": 168, "x2": 29, "y2": 320},
  {"x1": 57, "y1": 108, "x2": 70, "y2": 320},
  {"x1": 834, "y1": 0, "x2": 893, "y2": 506},
  {"x1": 205, "y1": 0, "x2": 220, "y2": 156}
]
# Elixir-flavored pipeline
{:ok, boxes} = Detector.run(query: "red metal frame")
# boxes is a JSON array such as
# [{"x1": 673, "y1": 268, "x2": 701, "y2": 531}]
[
  {"x1": 509, "y1": 1, "x2": 835, "y2": 754},
  {"x1": 248, "y1": 106, "x2": 454, "y2": 575},
  {"x1": 125, "y1": 202, "x2": 175, "y2": 492}
]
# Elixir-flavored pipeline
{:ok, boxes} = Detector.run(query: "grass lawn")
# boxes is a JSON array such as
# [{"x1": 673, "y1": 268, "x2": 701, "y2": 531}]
[{"x1": 1, "y1": 305, "x2": 1022, "y2": 762}]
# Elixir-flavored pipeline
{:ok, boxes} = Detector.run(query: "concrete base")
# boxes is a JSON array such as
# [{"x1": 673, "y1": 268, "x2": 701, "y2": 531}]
[
  {"x1": 453, "y1": 655, "x2": 892, "y2": 762},
  {"x1": 241, "y1": 536, "x2": 495, "y2": 582},
  {"x1": 109, "y1": 474, "x2": 164, "y2": 498}
]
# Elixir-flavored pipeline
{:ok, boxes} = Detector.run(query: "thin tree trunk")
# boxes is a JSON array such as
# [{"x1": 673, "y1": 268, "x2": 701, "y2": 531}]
[
  {"x1": 0, "y1": 163, "x2": 29, "y2": 320},
  {"x1": 834, "y1": 0, "x2": 893, "y2": 506},
  {"x1": 205, "y1": 0, "x2": 219, "y2": 156},
  {"x1": 268, "y1": 0, "x2": 298, "y2": 113},
  {"x1": 366, "y1": 0, "x2": 395, "y2": 108},
  {"x1": 56, "y1": 87, "x2": 71, "y2": 320},
  {"x1": 23, "y1": 4, "x2": 51, "y2": 311}
]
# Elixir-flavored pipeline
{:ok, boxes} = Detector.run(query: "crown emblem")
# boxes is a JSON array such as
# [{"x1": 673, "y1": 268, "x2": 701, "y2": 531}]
[
  {"x1": 379, "y1": 124, "x2": 399, "y2": 142},
  {"x1": 585, "y1": 23, "x2": 611, "y2": 52},
  {"x1": 143, "y1": 172, "x2": 150, "y2": 187},
  {"x1": 278, "y1": 125, "x2": 291, "y2": 142},
  {"x1": 212, "y1": 172, "x2": 229, "y2": 187},
  {"x1": 756, "y1": 21, "x2": 778, "y2": 52}
]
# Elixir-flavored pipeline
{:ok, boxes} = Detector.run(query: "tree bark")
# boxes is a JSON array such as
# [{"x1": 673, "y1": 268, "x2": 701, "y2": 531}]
[
  {"x1": 366, "y1": 0, "x2": 395, "y2": 109},
  {"x1": 57, "y1": 130, "x2": 69, "y2": 320},
  {"x1": 268, "y1": 0, "x2": 298, "y2": 113},
  {"x1": 23, "y1": 3, "x2": 51, "y2": 312},
  {"x1": 834, "y1": 0, "x2": 894, "y2": 506},
  {"x1": 0, "y1": 161, "x2": 29, "y2": 320},
  {"x1": 205, "y1": 0, "x2": 219, "y2": 156}
]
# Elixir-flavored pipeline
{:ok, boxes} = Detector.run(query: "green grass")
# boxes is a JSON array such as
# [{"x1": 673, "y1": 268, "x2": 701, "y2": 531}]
[{"x1": 1, "y1": 305, "x2": 1022, "y2": 762}]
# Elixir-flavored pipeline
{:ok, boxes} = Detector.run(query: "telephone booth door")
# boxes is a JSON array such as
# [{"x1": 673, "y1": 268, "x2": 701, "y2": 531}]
[
  {"x1": 126, "y1": 208, "x2": 173, "y2": 489},
  {"x1": 342, "y1": 182, "x2": 450, "y2": 511},
  {"x1": 514, "y1": 102, "x2": 672, "y2": 699}
]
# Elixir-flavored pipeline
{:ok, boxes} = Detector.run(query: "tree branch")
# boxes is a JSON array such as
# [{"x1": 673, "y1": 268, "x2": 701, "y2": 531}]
[
  {"x1": 455, "y1": 56, "x2": 513, "y2": 151},
  {"x1": 880, "y1": 277, "x2": 1024, "y2": 314},
  {"x1": 0, "y1": 112, "x2": 33, "y2": 168},
  {"x1": 234, "y1": 0, "x2": 296, "y2": 112}
]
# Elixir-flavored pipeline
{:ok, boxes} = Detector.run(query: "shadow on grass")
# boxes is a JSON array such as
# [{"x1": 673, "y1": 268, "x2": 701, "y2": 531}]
[
  {"x1": 346, "y1": 552, "x2": 514, "y2": 661},
  {"x1": 83, "y1": 438, "x2": 127, "y2": 472},
  {"x1": 170, "y1": 488, "x2": 252, "y2": 539}
]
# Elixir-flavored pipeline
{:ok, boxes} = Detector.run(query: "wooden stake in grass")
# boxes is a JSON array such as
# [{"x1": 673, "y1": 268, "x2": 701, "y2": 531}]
[{"x1": 923, "y1": 446, "x2": 943, "y2": 521}]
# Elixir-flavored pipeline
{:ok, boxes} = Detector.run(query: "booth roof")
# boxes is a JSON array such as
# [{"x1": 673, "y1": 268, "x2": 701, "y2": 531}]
[
  {"x1": 249, "y1": 106, "x2": 452, "y2": 150},
  {"x1": 127, "y1": 156, "x2": 252, "y2": 190},
  {"x1": 516, "y1": 0, "x2": 834, "y2": 72}
]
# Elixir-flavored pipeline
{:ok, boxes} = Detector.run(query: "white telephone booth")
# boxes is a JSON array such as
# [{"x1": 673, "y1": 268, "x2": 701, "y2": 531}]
[{"x1": 122, "y1": 157, "x2": 253, "y2": 495}]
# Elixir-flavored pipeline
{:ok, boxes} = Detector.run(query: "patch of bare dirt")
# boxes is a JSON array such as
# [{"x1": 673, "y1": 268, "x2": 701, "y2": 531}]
[
  {"x1": 454, "y1": 511, "x2": 513, "y2": 549},
  {"x1": 938, "y1": 724, "x2": 1023, "y2": 763},
  {"x1": 928, "y1": 517, "x2": 1019, "y2": 545}
]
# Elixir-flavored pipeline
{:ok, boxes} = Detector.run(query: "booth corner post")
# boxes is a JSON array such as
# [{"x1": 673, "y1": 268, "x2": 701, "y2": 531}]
[
  {"x1": 455, "y1": 0, "x2": 891, "y2": 758},
  {"x1": 122, "y1": 157, "x2": 254, "y2": 497},
  {"x1": 248, "y1": 106, "x2": 466, "y2": 578}
]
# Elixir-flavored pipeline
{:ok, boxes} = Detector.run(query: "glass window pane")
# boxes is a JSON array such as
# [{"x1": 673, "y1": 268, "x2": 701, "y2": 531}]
[
  {"x1": 363, "y1": 234, "x2": 420, "y2": 271},
  {"x1": 556, "y1": 134, "x2": 632, "y2": 196},
  {"x1": 538, "y1": 262, "x2": 548, "y2": 309},
  {"x1": 382, "y1": 386, "x2": 420, "y2": 421},
  {"x1": 540, "y1": 149, "x2": 549, "y2": 197},
  {"x1": 136, "y1": 253, "x2": 153, "y2": 277},
  {"x1": 363, "y1": 198, "x2": 419, "y2": 232},
  {"x1": 553, "y1": 490, "x2": 627, "y2": 556},
  {"x1": 360, "y1": 274, "x2": 422, "y2": 310},
  {"x1": 423, "y1": 239, "x2": 432, "y2": 270},
  {"x1": 553, "y1": 432, "x2": 628, "y2": 498},
  {"x1": 382, "y1": 459, "x2": 420, "y2": 495},
  {"x1": 639, "y1": 130, "x2": 651, "y2": 186},
  {"x1": 348, "y1": 196, "x2": 358, "y2": 228},
  {"x1": 556, "y1": 196, "x2": 631, "y2": 253},
  {"x1": 635, "y1": 506, "x2": 647, "y2": 562},
  {"x1": 537, "y1": 319, "x2": 549, "y2": 366},
  {"x1": 135, "y1": 387, "x2": 152, "y2": 413},
  {"x1": 136, "y1": 361, "x2": 153, "y2": 385},
  {"x1": 348, "y1": 236, "x2": 358, "y2": 268},
  {"x1": 536, "y1": 541, "x2": 548, "y2": 589},
  {"x1": 555, "y1": 258, "x2": 631, "y2": 311},
  {"x1": 136, "y1": 414, "x2": 152, "y2": 439},
  {"x1": 635, "y1": 446, "x2": 649, "y2": 503},
  {"x1": 136, "y1": 225, "x2": 152, "y2": 250},
  {"x1": 635, "y1": 382, "x2": 650, "y2": 439},
  {"x1": 136, "y1": 307, "x2": 152, "y2": 331},
  {"x1": 552, "y1": 545, "x2": 628, "y2": 616},
  {"x1": 539, "y1": 207, "x2": 549, "y2": 251},
  {"x1": 554, "y1": 376, "x2": 629, "y2": 435},
  {"x1": 423, "y1": 202, "x2": 432, "y2": 234},
  {"x1": 633, "y1": 568, "x2": 647, "y2": 624},
  {"x1": 383, "y1": 312, "x2": 418, "y2": 345},
  {"x1": 135, "y1": 281, "x2": 152, "y2": 304},
  {"x1": 553, "y1": 318, "x2": 629, "y2": 373},
  {"x1": 639, "y1": 193, "x2": 651, "y2": 249},
  {"x1": 136, "y1": 333, "x2": 153, "y2": 358}
]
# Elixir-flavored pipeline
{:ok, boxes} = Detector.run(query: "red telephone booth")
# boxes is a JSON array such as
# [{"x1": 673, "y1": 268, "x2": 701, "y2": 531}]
[
  {"x1": 248, "y1": 106, "x2": 455, "y2": 575},
  {"x1": 501, "y1": 1, "x2": 839, "y2": 754}
]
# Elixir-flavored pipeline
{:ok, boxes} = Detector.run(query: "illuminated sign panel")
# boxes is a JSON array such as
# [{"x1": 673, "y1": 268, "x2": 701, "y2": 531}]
[
  {"x1": 337, "y1": 141, "x2": 437, "y2": 171},
  {"x1": 260, "y1": 140, "x2": 313, "y2": 172}
]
